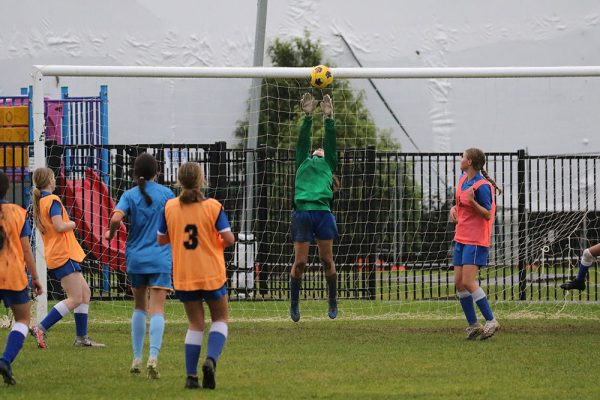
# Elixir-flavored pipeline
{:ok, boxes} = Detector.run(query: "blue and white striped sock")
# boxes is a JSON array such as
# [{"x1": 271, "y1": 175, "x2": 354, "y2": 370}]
[
  {"x1": 184, "y1": 330, "x2": 203, "y2": 376},
  {"x1": 40, "y1": 300, "x2": 70, "y2": 332},
  {"x1": 472, "y1": 287, "x2": 494, "y2": 321},
  {"x1": 74, "y1": 303, "x2": 89, "y2": 337},
  {"x1": 1, "y1": 322, "x2": 28, "y2": 364},
  {"x1": 458, "y1": 290, "x2": 477, "y2": 325},
  {"x1": 206, "y1": 322, "x2": 228, "y2": 365}
]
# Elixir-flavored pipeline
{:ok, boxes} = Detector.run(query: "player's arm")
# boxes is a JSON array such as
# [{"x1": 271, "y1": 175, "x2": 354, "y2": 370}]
[
  {"x1": 466, "y1": 184, "x2": 492, "y2": 220},
  {"x1": 216, "y1": 208, "x2": 235, "y2": 248},
  {"x1": 156, "y1": 208, "x2": 170, "y2": 245},
  {"x1": 106, "y1": 192, "x2": 130, "y2": 241},
  {"x1": 50, "y1": 200, "x2": 76, "y2": 232},
  {"x1": 296, "y1": 93, "x2": 317, "y2": 170},
  {"x1": 449, "y1": 205, "x2": 458, "y2": 223},
  {"x1": 321, "y1": 95, "x2": 337, "y2": 171},
  {"x1": 105, "y1": 210, "x2": 124, "y2": 241},
  {"x1": 19, "y1": 219, "x2": 42, "y2": 296}
]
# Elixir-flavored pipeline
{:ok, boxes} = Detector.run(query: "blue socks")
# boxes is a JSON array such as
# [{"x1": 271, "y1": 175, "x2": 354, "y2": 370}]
[
  {"x1": 326, "y1": 274, "x2": 337, "y2": 306},
  {"x1": 457, "y1": 290, "x2": 477, "y2": 325},
  {"x1": 185, "y1": 330, "x2": 203, "y2": 376},
  {"x1": 1, "y1": 322, "x2": 28, "y2": 364},
  {"x1": 149, "y1": 313, "x2": 165, "y2": 359},
  {"x1": 472, "y1": 288, "x2": 495, "y2": 321},
  {"x1": 131, "y1": 311, "x2": 166, "y2": 360},
  {"x1": 290, "y1": 277, "x2": 301, "y2": 306},
  {"x1": 74, "y1": 304, "x2": 89, "y2": 337},
  {"x1": 40, "y1": 300, "x2": 70, "y2": 332},
  {"x1": 183, "y1": 322, "x2": 228, "y2": 376},
  {"x1": 206, "y1": 322, "x2": 228, "y2": 365},
  {"x1": 131, "y1": 310, "x2": 147, "y2": 360},
  {"x1": 576, "y1": 262, "x2": 590, "y2": 282}
]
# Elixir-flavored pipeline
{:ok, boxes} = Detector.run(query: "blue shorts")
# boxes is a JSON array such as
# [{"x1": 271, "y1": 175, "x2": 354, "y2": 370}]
[
  {"x1": 129, "y1": 272, "x2": 173, "y2": 290},
  {"x1": 453, "y1": 242, "x2": 489, "y2": 267},
  {"x1": 291, "y1": 210, "x2": 338, "y2": 242},
  {"x1": 0, "y1": 288, "x2": 30, "y2": 308},
  {"x1": 175, "y1": 285, "x2": 228, "y2": 302},
  {"x1": 49, "y1": 259, "x2": 82, "y2": 280}
]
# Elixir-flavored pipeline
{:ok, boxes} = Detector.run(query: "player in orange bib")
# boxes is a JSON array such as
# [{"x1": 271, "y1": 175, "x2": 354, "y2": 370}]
[
  {"x1": 0, "y1": 171, "x2": 43, "y2": 385},
  {"x1": 157, "y1": 162, "x2": 234, "y2": 390},
  {"x1": 450, "y1": 148, "x2": 502, "y2": 340},
  {"x1": 30, "y1": 167, "x2": 104, "y2": 348}
]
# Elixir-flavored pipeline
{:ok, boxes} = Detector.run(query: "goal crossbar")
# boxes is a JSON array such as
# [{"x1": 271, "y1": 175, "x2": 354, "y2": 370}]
[{"x1": 34, "y1": 65, "x2": 600, "y2": 79}]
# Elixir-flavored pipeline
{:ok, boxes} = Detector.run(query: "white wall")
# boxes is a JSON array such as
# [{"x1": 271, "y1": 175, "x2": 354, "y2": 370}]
[{"x1": 1, "y1": 0, "x2": 599, "y2": 154}]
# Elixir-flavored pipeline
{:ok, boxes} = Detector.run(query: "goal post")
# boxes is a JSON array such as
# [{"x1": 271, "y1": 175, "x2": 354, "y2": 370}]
[{"x1": 29, "y1": 65, "x2": 600, "y2": 322}]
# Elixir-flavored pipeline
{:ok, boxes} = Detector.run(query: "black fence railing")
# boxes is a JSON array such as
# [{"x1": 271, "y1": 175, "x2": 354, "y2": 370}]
[{"x1": 3, "y1": 142, "x2": 600, "y2": 302}]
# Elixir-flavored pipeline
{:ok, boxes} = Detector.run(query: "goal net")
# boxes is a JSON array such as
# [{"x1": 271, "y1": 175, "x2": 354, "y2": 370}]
[{"x1": 22, "y1": 65, "x2": 600, "y2": 323}]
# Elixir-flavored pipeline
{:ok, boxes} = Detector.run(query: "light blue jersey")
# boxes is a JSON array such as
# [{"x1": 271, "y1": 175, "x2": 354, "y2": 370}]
[{"x1": 115, "y1": 182, "x2": 175, "y2": 274}]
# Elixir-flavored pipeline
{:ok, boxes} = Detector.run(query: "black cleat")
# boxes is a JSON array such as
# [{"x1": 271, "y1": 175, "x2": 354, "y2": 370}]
[
  {"x1": 328, "y1": 300, "x2": 338, "y2": 320},
  {"x1": 290, "y1": 302, "x2": 300, "y2": 322},
  {"x1": 185, "y1": 375, "x2": 200, "y2": 389},
  {"x1": 0, "y1": 359, "x2": 16, "y2": 385},
  {"x1": 560, "y1": 279, "x2": 586, "y2": 291},
  {"x1": 202, "y1": 358, "x2": 216, "y2": 390}
]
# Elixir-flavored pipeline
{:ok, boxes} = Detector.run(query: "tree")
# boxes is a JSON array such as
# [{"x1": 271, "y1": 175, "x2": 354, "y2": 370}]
[{"x1": 234, "y1": 31, "x2": 400, "y2": 151}]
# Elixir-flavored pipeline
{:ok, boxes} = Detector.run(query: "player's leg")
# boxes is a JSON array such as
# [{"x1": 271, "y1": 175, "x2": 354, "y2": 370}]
[
  {"x1": 453, "y1": 243, "x2": 480, "y2": 339},
  {"x1": 561, "y1": 242, "x2": 600, "y2": 291},
  {"x1": 0, "y1": 293, "x2": 31, "y2": 385},
  {"x1": 290, "y1": 210, "x2": 313, "y2": 322},
  {"x1": 71, "y1": 272, "x2": 104, "y2": 347},
  {"x1": 146, "y1": 286, "x2": 168, "y2": 379},
  {"x1": 36, "y1": 266, "x2": 83, "y2": 338},
  {"x1": 290, "y1": 241, "x2": 309, "y2": 322},
  {"x1": 130, "y1": 278, "x2": 148, "y2": 373},
  {"x1": 315, "y1": 211, "x2": 339, "y2": 319},
  {"x1": 182, "y1": 296, "x2": 205, "y2": 389},
  {"x1": 203, "y1": 290, "x2": 228, "y2": 390},
  {"x1": 462, "y1": 262, "x2": 499, "y2": 340},
  {"x1": 317, "y1": 239, "x2": 337, "y2": 319}
]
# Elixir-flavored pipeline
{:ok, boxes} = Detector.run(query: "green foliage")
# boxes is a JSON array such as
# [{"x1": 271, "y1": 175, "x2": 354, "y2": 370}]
[{"x1": 234, "y1": 32, "x2": 400, "y2": 151}]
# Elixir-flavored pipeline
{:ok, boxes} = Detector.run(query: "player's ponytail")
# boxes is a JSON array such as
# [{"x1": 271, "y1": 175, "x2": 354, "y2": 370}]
[
  {"x1": 177, "y1": 162, "x2": 206, "y2": 204},
  {"x1": 0, "y1": 171, "x2": 8, "y2": 250},
  {"x1": 481, "y1": 169, "x2": 502, "y2": 195},
  {"x1": 32, "y1": 167, "x2": 55, "y2": 234},
  {"x1": 134, "y1": 153, "x2": 158, "y2": 206},
  {"x1": 464, "y1": 147, "x2": 502, "y2": 195}
]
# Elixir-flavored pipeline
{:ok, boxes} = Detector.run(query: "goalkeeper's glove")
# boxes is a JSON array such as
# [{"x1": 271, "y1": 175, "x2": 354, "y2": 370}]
[{"x1": 321, "y1": 94, "x2": 334, "y2": 118}]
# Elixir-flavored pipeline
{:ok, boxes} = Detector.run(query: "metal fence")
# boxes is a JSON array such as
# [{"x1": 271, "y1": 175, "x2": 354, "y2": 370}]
[{"x1": 5, "y1": 142, "x2": 600, "y2": 302}]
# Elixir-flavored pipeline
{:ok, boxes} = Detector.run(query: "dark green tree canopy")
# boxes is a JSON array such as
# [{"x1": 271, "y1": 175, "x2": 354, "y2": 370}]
[{"x1": 235, "y1": 32, "x2": 399, "y2": 151}]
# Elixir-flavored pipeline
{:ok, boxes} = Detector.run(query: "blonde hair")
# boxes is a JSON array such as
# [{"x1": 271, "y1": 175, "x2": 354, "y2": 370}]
[
  {"x1": 32, "y1": 167, "x2": 56, "y2": 234},
  {"x1": 177, "y1": 162, "x2": 206, "y2": 204},
  {"x1": 464, "y1": 148, "x2": 502, "y2": 195}
]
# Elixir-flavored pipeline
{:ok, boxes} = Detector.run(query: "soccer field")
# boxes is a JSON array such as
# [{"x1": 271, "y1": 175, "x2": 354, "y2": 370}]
[{"x1": 1, "y1": 301, "x2": 600, "y2": 399}]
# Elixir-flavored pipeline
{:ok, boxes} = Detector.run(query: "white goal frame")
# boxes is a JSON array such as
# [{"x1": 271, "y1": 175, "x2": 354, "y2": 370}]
[{"x1": 30, "y1": 64, "x2": 600, "y2": 321}]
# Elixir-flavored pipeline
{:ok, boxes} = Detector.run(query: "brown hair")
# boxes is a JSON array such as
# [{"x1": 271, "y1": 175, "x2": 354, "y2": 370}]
[
  {"x1": 32, "y1": 167, "x2": 55, "y2": 234},
  {"x1": 177, "y1": 162, "x2": 206, "y2": 204},
  {"x1": 0, "y1": 171, "x2": 8, "y2": 250},
  {"x1": 464, "y1": 148, "x2": 502, "y2": 195},
  {"x1": 134, "y1": 153, "x2": 158, "y2": 206}
]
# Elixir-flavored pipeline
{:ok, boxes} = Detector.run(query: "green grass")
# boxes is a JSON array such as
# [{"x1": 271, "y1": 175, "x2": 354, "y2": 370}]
[{"x1": 1, "y1": 301, "x2": 600, "y2": 399}]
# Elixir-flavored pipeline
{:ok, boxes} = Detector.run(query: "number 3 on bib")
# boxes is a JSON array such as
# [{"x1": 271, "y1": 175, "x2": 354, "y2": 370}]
[{"x1": 184, "y1": 224, "x2": 199, "y2": 249}]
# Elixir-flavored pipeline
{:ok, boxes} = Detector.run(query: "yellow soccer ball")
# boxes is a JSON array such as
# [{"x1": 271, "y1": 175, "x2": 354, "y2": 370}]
[{"x1": 310, "y1": 65, "x2": 333, "y2": 89}]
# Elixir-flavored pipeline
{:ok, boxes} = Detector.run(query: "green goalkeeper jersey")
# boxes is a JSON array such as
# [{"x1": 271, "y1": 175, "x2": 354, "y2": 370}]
[{"x1": 294, "y1": 116, "x2": 338, "y2": 211}]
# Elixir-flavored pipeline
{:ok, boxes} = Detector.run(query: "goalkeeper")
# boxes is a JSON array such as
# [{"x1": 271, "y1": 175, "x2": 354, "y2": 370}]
[{"x1": 289, "y1": 93, "x2": 339, "y2": 322}]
